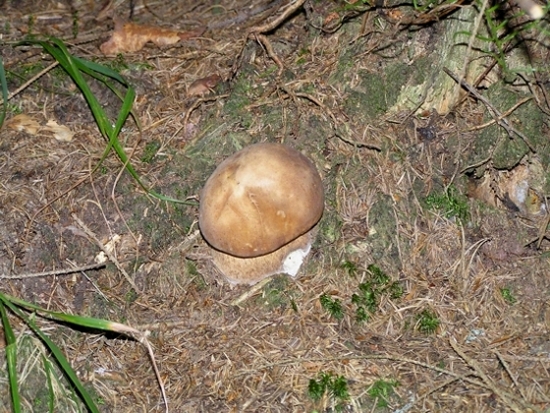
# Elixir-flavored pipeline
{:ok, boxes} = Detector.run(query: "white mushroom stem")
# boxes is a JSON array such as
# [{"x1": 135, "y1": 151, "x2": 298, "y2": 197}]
[{"x1": 210, "y1": 230, "x2": 315, "y2": 285}]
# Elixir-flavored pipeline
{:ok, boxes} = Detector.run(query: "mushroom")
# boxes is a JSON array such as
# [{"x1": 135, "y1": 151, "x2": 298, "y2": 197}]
[{"x1": 199, "y1": 142, "x2": 324, "y2": 285}]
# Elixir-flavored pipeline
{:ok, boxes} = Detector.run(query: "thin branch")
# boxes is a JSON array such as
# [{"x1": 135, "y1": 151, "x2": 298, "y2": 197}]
[
  {"x1": 4, "y1": 61, "x2": 59, "y2": 102},
  {"x1": 450, "y1": 337, "x2": 534, "y2": 413},
  {"x1": 249, "y1": 0, "x2": 306, "y2": 35},
  {"x1": 443, "y1": 67, "x2": 535, "y2": 152},
  {"x1": 232, "y1": 0, "x2": 307, "y2": 77},
  {"x1": 465, "y1": 97, "x2": 532, "y2": 132},
  {"x1": 0, "y1": 262, "x2": 105, "y2": 279}
]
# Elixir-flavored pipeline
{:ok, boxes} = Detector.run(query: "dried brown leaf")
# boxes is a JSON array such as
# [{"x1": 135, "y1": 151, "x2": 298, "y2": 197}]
[
  {"x1": 187, "y1": 74, "x2": 221, "y2": 97},
  {"x1": 100, "y1": 18, "x2": 205, "y2": 55},
  {"x1": 6, "y1": 114, "x2": 41, "y2": 135},
  {"x1": 43, "y1": 119, "x2": 74, "y2": 142}
]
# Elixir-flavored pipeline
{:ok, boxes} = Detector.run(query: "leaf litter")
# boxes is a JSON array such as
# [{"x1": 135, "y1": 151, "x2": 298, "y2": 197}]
[{"x1": 0, "y1": 0, "x2": 549, "y2": 412}]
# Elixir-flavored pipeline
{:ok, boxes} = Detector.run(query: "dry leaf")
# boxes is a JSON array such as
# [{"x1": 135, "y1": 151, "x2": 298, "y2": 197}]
[
  {"x1": 44, "y1": 120, "x2": 75, "y2": 142},
  {"x1": 94, "y1": 251, "x2": 108, "y2": 264},
  {"x1": 100, "y1": 18, "x2": 205, "y2": 54},
  {"x1": 468, "y1": 161, "x2": 547, "y2": 217},
  {"x1": 103, "y1": 234, "x2": 121, "y2": 254},
  {"x1": 323, "y1": 12, "x2": 340, "y2": 27},
  {"x1": 187, "y1": 74, "x2": 221, "y2": 97},
  {"x1": 6, "y1": 114, "x2": 41, "y2": 135}
]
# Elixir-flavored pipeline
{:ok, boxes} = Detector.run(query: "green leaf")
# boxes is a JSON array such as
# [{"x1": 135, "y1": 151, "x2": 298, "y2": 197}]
[
  {"x1": 2, "y1": 293, "x2": 118, "y2": 331},
  {"x1": 42, "y1": 355, "x2": 55, "y2": 413}
]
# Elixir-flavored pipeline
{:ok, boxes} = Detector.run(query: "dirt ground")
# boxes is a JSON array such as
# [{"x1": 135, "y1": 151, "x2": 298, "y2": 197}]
[{"x1": 1, "y1": 0, "x2": 549, "y2": 412}]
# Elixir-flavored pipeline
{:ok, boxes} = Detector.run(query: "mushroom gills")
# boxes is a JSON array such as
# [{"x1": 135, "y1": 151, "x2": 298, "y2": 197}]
[{"x1": 210, "y1": 231, "x2": 314, "y2": 285}]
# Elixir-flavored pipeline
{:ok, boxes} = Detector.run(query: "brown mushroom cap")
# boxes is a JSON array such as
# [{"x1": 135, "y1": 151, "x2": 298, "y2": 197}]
[{"x1": 199, "y1": 143, "x2": 324, "y2": 258}]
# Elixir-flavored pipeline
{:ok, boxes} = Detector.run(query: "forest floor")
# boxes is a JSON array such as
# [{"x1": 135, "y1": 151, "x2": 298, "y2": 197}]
[{"x1": 0, "y1": 0, "x2": 549, "y2": 412}]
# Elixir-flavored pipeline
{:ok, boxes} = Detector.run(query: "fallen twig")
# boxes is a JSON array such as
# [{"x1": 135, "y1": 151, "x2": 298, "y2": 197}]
[
  {"x1": 233, "y1": 0, "x2": 307, "y2": 78},
  {"x1": 443, "y1": 67, "x2": 535, "y2": 152},
  {"x1": 450, "y1": 337, "x2": 536, "y2": 413},
  {"x1": 0, "y1": 262, "x2": 105, "y2": 279}
]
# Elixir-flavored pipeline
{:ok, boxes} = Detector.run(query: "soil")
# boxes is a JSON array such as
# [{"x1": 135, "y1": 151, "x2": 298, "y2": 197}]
[{"x1": 0, "y1": 0, "x2": 549, "y2": 412}]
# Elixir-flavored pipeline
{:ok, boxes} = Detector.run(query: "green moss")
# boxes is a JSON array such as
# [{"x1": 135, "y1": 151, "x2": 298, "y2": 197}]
[
  {"x1": 500, "y1": 287, "x2": 517, "y2": 305},
  {"x1": 351, "y1": 264, "x2": 403, "y2": 322},
  {"x1": 320, "y1": 293, "x2": 344, "y2": 319},
  {"x1": 344, "y1": 71, "x2": 387, "y2": 120},
  {"x1": 385, "y1": 62, "x2": 412, "y2": 106},
  {"x1": 341, "y1": 63, "x2": 413, "y2": 122},
  {"x1": 262, "y1": 106, "x2": 285, "y2": 134},
  {"x1": 473, "y1": 84, "x2": 544, "y2": 170},
  {"x1": 141, "y1": 140, "x2": 161, "y2": 163},
  {"x1": 340, "y1": 260, "x2": 358, "y2": 277},
  {"x1": 367, "y1": 378, "x2": 400, "y2": 408},
  {"x1": 259, "y1": 276, "x2": 298, "y2": 311},
  {"x1": 222, "y1": 64, "x2": 259, "y2": 128},
  {"x1": 410, "y1": 56, "x2": 430, "y2": 85},
  {"x1": 368, "y1": 195, "x2": 399, "y2": 263},
  {"x1": 424, "y1": 184, "x2": 469, "y2": 222},
  {"x1": 308, "y1": 371, "x2": 350, "y2": 409},
  {"x1": 416, "y1": 309, "x2": 440, "y2": 334},
  {"x1": 329, "y1": 48, "x2": 356, "y2": 85},
  {"x1": 318, "y1": 209, "x2": 342, "y2": 246}
]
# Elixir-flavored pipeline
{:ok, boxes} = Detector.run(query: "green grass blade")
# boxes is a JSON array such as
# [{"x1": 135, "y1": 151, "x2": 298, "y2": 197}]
[
  {"x1": 1, "y1": 294, "x2": 112, "y2": 330},
  {"x1": 26, "y1": 39, "x2": 153, "y2": 190},
  {"x1": 73, "y1": 55, "x2": 130, "y2": 86},
  {"x1": 0, "y1": 55, "x2": 8, "y2": 129},
  {"x1": 97, "y1": 87, "x2": 138, "y2": 174},
  {"x1": 16, "y1": 38, "x2": 194, "y2": 205},
  {"x1": 42, "y1": 355, "x2": 55, "y2": 413},
  {"x1": 0, "y1": 297, "x2": 100, "y2": 413},
  {"x1": 45, "y1": 41, "x2": 194, "y2": 204},
  {"x1": 1, "y1": 293, "x2": 167, "y2": 411},
  {"x1": 0, "y1": 301, "x2": 21, "y2": 413},
  {"x1": 34, "y1": 39, "x2": 113, "y2": 137},
  {"x1": 42, "y1": 39, "x2": 152, "y2": 195}
]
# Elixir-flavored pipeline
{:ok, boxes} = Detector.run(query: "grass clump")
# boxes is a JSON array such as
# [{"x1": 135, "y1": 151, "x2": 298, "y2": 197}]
[
  {"x1": 11, "y1": 38, "x2": 191, "y2": 205},
  {"x1": 0, "y1": 293, "x2": 107, "y2": 412},
  {"x1": 141, "y1": 140, "x2": 161, "y2": 163},
  {"x1": 308, "y1": 371, "x2": 349, "y2": 412},
  {"x1": 0, "y1": 292, "x2": 166, "y2": 412},
  {"x1": 367, "y1": 378, "x2": 400, "y2": 408}
]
